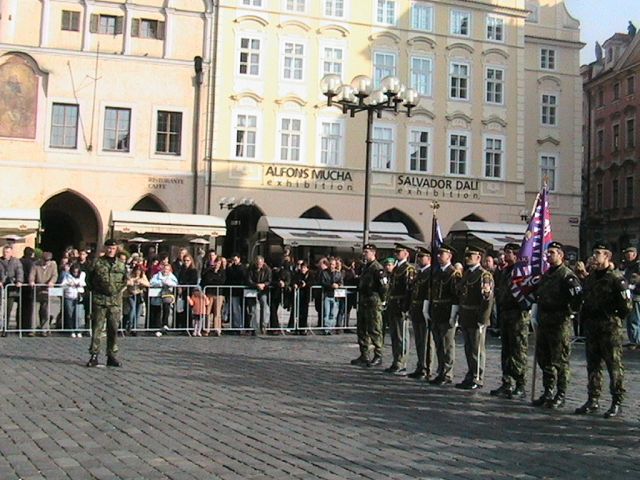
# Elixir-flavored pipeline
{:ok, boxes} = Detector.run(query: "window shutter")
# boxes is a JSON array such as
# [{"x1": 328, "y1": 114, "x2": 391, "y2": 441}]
[
  {"x1": 89, "y1": 14, "x2": 98, "y2": 33},
  {"x1": 157, "y1": 21, "x2": 165, "y2": 40},
  {"x1": 115, "y1": 16, "x2": 123, "y2": 34},
  {"x1": 131, "y1": 18, "x2": 140, "y2": 37}
]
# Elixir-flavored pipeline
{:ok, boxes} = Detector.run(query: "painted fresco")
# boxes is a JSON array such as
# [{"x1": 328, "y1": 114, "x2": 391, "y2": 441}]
[{"x1": 0, "y1": 56, "x2": 38, "y2": 139}]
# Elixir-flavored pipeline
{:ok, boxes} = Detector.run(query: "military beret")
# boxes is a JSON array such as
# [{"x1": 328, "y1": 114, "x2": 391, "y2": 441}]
[
  {"x1": 465, "y1": 245, "x2": 485, "y2": 256},
  {"x1": 592, "y1": 242, "x2": 611, "y2": 252},
  {"x1": 437, "y1": 243, "x2": 456, "y2": 255},
  {"x1": 383, "y1": 257, "x2": 396, "y2": 265},
  {"x1": 416, "y1": 246, "x2": 431, "y2": 258},
  {"x1": 363, "y1": 243, "x2": 377, "y2": 251},
  {"x1": 623, "y1": 246, "x2": 637, "y2": 254},
  {"x1": 104, "y1": 239, "x2": 118, "y2": 247},
  {"x1": 547, "y1": 241, "x2": 564, "y2": 252},
  {"x1": 504, "y1": 242, "x2": 520, "y2": 252}
]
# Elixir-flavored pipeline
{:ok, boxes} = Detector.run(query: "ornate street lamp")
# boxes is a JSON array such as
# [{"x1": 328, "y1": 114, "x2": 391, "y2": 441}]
[{"x1": 321, "y1": 74, "x2": 419, "y2": 245}]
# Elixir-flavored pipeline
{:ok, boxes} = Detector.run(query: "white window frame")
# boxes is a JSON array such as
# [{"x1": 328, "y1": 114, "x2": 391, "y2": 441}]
[
  {"x1": 320, "y1": 43, "x2": 345, "y2": 80},
  {"x1": 240, "y1": 0, "x2": 263, "y2": 8},
  {"x1": 323, "y1": 0, "x2": 346, "y2": 18},
  {"x1": 540, "y1": 154, "x2": 557, "y2": 191},
  {"x1": 448, "y1": 132, "x2": 470, "y2": 176},
  {"x1": 49, "y1": 102, "x2": 79, "y2": 150},
  {"x1": 231, "y1": 109, "x2": 262, "y2": 161},
  {"x1": 449, "y1": 61, "x2": 470, "y2": 101},
  {"x1": 276, "y1": 114, "x2": 305, "y2": 163},
  {"x1": 372, "y1": 123, "x2": 396, "y2": 171},
  {"x1": 284, "y1": 0, "x2": 306, "y2": 13},
  {"x1": 407, "y1": 127, "x2": 432, "y2": 173},
  {"x1": 486, "y1": 14, "x2": 505, "y2": 42},
  {"x1": 237, "y1": 35, "x2": 262, "y2": 77},
  {"x1": 483, "y1": 135, "x2": 505, "y2": 179},
  {"x1": 375, "y1": 0, "x2": 396, "y2": 26},
  {"x1": 540, "y1": 48, "x2": 556, "y2": 70},
  {"x1": 410, "y1": 55, "x2": 433, "y2": 97},
  {"x1": 152, "y1": 108, "x2": 185, "y2": 159},
  {"x1": 281, "y1": 39, "x2": 306, "y2": 82},
  {"x1": 411, "y1": 2, "x2": 433, "y2": 32},
  {"x1": 450, "y1": 9, "x2": 471, "y2": 37},
  {"x1": 485, "y1": 66, "x2": 504, "y2": 105},
  {"x1": 541, "y1": 93, "x2": 557, "y2": 126},
  {"x1": 317, "y1": 116, "x2": 345, "y2": 167},
  {"x1": 373, "y1": 51, "x2": 397, "y2": 89}
]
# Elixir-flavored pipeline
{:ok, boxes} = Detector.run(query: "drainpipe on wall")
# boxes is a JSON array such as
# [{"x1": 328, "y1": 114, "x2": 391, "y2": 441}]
[
  {"x1": 192, "y1": 56, "x2": 204, "y2": 214},
  {"x1": 205, "y1": 1, "x2": 220, "y2": 216}
]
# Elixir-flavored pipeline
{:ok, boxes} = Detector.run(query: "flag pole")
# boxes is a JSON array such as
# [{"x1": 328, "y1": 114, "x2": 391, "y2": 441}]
[{"x1": 426, "y1": 200, "x2": 440, "y2": 378}]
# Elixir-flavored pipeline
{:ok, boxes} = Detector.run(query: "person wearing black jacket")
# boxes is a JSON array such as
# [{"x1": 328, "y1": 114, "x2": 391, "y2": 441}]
[
  {"x1": 225, "y1": 254, "x2": 247, "y2": 331},
  {"x1": 19, "y1": 247, "x2": 36, "y2": 334},
  {"x1": 288, "y1": 262, "x2": 312, "y2": 333},
  {"x1": 247, "y1": 255, "x2": 271, "y2": 334},
  {"x1": 269, "y1": 256, "x2": 293, "y2": 332},
  {"x1": 200, "y1": 255, "x2": 226, "y2": 335},
  {"x1": 176, "y1": 254, "x2": 199, "y2": 330}
]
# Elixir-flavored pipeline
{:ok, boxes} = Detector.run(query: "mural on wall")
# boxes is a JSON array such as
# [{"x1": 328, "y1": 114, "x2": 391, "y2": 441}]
[{"x1": 0, "y1": 55, "x2": 38, "y2": 139}]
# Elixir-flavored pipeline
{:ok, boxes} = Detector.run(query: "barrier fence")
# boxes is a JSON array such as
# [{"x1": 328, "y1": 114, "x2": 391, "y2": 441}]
[{"x1": 0, "y1": 283, "x2": 360, "y2": 337}]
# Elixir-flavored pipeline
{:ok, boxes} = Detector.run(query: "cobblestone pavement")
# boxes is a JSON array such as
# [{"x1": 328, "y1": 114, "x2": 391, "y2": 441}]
[{"x1": 0, "y1": 332, "x2": 639, "y2": 480}]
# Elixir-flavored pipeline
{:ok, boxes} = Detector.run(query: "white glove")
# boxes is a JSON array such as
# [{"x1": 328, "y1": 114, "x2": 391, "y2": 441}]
[
  {"x1": 449, "y1": 305, "x2": 460, "y2": 328},
  {"x1": 422, "y1": 300, "x2": 430, "y2": 322},
  {"x1": 530, "y1": 303, "x2": 539, "y2": 330}
]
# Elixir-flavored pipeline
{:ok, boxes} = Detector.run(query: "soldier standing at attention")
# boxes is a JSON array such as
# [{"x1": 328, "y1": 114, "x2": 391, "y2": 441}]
[
  {"x1": 620, "y1": 246, "x2": 640, "y2": 347},
  {"x1": 87, "y1": 239, "x2": 128, "y2": 367},
  {"x1": 490, "y1": 243, "x2": 531, "y2": 399},
  {"x1": 455, "y1": 246, "x2": 494, "y2": 390},
  {"x1": 427, "y1": 244, "x2": 460, "y2": 385},
  {"x1": 531, "y1": 241, "x2": 583, "y2": 408},
  {"x1": 385, "y1": 245, "x2": 416, "y2": 375},
  {"x1": 407, "y1": 247, "x2": 432, "y2": 380},
  {"x1": 350, "y1": 244, "x2": 388, "y2": 367},
  {"x1": 575, "y1": 243, "x2": 631, "y2": 418}
]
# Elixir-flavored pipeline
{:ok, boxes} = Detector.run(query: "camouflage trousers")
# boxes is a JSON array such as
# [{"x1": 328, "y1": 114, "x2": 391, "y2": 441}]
[
  {"x1": 356, "y1": 298, "x2": 384, "y2": 358},
  {"x1": 90, "y1": 303, "x2": 121, "y2": 356},
  {"x1": 536, "y1": 318, "x2": 572, "y2": 393},
  {"x1": 585, "y1": 322, "x2": 625, "y2": 401},
  {"x1": 499, "y1": 309, "x2": 530, "y2": 388}
]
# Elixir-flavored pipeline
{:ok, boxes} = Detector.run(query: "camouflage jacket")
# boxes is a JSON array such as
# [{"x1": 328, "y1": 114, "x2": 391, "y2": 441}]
[
  {"x1": 494, "y1": 264, "x2": 523, "y2": 312},
  {"x1": 358, "y1": 260, "x2": 387, "y2": 302},
  {"x1": 535, "y1": 264, "x2": 582, "y2": 320},
  {"x1": 582, "y1": 267, "x2": 632, "y2": 329},
  {"x1": 88, "y1": 256, "x2": 128, "y2": 306}
]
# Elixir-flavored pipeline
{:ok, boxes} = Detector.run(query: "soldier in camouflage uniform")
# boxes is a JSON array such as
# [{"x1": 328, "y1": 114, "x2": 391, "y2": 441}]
[
  {"x1": 531, "y1": 241, "x2": 583, "y2": 409},
  {"x1": 350, "y1": 244, "x2": 388, "y2": 367},
  {"x1": 407, "y1": 247, "x2": 432, "y2": 379},
  {"x1": 490, "y1": 243, "x2": 530, "y2": 399},
  {"x1": 385, "y1": 245, "x2": 416, "y2": 375},
  {"x1": 455, "y1": 246, "x2": 494, "y2": 390},
  {"x1": 86, "y1": 239, "x2": 128, "y2": 367},
  {"x1": 575, "y1": 243, "x2": 632, "y2": 418},
  {"x1": 427, "y1": 244, "x2": 460, "y2": 385},
  {"x1": 621, "y1": 246, "x2": 640, "y2": 346}
]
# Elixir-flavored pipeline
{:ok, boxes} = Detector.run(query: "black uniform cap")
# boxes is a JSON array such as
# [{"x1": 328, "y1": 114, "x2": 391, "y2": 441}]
[
  {"x1": 623, "y1": 246, "x2": 637, "y2": 254},
  {"x1": 504, "y1": 242, "x2": 520, "y2": 252},
  {"x1": 104, "y1": 239, "x2": 118, "y2": 247},
  {"x1": 415, "y1": 246, "x2": 431, "y2": 258},
  {"x1": 394, "y1": 243, "x2": 412, "y2": 253},
  {"x1": 437, "y1": 243, "x2": 456, "y2": 255},
  {"x1": 362, "y1": 243, "x2": 377, "y2": 251},
  {"x1": 592, "y1": 242, "x2": 611, "y2": 252},
  {"x1": 465, "y1": 245, "x2": 485, "y2": 256},
  {"x1": 547, "y1": 241, "x2": 564, "y2": 252}
]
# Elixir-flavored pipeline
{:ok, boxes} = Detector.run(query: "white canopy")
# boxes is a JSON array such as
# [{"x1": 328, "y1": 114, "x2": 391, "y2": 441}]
[
  {"x1": 0, "y1": 209, "x2": 40, "y2": 235},
  {"x1": 110, "y1": 211, "x2": 226, "y2": 237},
  {"x1": 447, "y1": 221, "x2": 526, "y2": 250},
  {"x1": 257, "y1": 216, "x2": 423, "y2": 249}
]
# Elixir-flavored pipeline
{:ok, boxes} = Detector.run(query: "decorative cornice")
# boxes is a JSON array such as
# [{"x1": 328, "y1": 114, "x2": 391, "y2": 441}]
[
  {"x1": 233, "y1": 15, "x2": 268, "y2": 27},
  {"x1": 278, "y1": 20, "x2": 311, "y2": 32},
  {"x1": 482, "y1": 48, "x2": 509, "y2": 60},
  {"x1": 537, "y1": 75, "x2": 562, "y2": 88},
  {"x1": 537, "y1": 136, "x2": 560, "y2": 146},
  {"x1": 407, "y1": 36, "x2": 436, "y2": 49},
  {"x1": 275, "y1": 95, "x2": 307, "y2": 107},
  {"x1": 446, "y1": 42, "x2": 474, "y2": 54},
  {"x1": 369, "y1": 31, "x2": 401, "y2": 45},
  {"x1": 445, "y1": 112, "x2": 473, "y2": 124},
  {"x1": 230, "y1": 92, "x2": 264, "y2": 103},
  {"x1": 317, "y1": 24, "x2": 349, "y2": 37},
  {"x1": 410, "y1": 107, "x2": 435, "y2": 120},
  {"x1": 481, "y1": 116, "x2": 507, "y2": 128}
]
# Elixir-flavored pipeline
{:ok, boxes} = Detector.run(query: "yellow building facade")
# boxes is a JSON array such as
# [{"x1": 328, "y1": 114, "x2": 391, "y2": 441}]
[{"x1": 0, "y1": 0, "x2": 583, "y2": 259}]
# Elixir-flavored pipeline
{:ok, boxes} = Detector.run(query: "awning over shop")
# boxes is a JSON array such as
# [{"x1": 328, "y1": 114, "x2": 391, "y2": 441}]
[
  {"x1": 447, "y1": 221, "x2": 526, "y2": 251},
  {"x1": 0, "y1": 209, "x2": 40, "y2": 236},
  {"x1": 258, "y1": 216, "x2": 422, "y2": 249},
  {"x1": 110, "y1": 211, "x2": 226, "y2": 237}
]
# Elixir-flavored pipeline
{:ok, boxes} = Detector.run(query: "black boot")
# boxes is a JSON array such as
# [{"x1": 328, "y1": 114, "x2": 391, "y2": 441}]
[
  {"x1": 86, "y1": 354, "x2": 99, "y2": 367},
  {"x1": 508, "y1": 385, "x2": 526, "y2": 399},
  {"x1": 490, "y1": 383, "x2": 509, "y2": 397},
  {"x1": 367, "y1": 355, "x2": 382, "y2": 367},
  {"x1": 604, "y1": 398, "x2": 622, "y2": 418},
  {"x1": 532, "y1": 388, "x2": 553, "y2": 407},
  {"x1": 546, "y1": 391, "x2": 565, "y2": 409},
  {"x1": 106, "y1": 355, "x2": 121, "y2": 367},
  {"x1": 350, "y1": 354, "x2": 369, "y2": 366},
  {"x1": 574, "y1": 397, "x2": 600, "y2": 414}
]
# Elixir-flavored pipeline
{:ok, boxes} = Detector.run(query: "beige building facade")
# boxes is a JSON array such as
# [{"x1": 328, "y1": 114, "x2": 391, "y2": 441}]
[{"x1": 0, "y1": 0, "x2": 583, "y2": 259}]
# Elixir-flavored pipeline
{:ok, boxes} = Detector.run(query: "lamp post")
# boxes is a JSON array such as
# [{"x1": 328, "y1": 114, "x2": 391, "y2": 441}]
[{"x1": 320, "y1": 74, "x2": 419, "y2": 245}]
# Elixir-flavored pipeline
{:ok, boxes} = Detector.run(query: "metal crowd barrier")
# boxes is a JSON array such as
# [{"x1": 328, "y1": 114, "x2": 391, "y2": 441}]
[{"x1": 0, "y1": 283, "x2": 360, "y2": 337}]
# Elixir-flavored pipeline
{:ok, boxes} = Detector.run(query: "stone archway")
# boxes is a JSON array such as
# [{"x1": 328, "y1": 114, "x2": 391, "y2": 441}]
[
  {"x1": 222, "y1": 204, "x2": 265, "y2": 259},
  {"x1": 300, "y1": 206, "x2": 332, "y2": 219},
  {"x1": 373, "y1": 208, "x2": 423, "y2": 241},
  {"x1": 131, "y1": 195, "x2": 168, "y2": 212},
  {"x1": 40, "y1": 190, "x2": 101, "y2": 259}
]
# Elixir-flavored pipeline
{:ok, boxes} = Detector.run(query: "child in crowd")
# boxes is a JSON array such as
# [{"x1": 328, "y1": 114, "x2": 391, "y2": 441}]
[{"x1": 188, "y1": 287, "x2": 210, "y2": 337}]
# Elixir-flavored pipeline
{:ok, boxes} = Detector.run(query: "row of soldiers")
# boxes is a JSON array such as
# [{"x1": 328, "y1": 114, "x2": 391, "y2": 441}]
[{"x1": 351, "y1": 240, "x2": 632, "y2": 418}]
